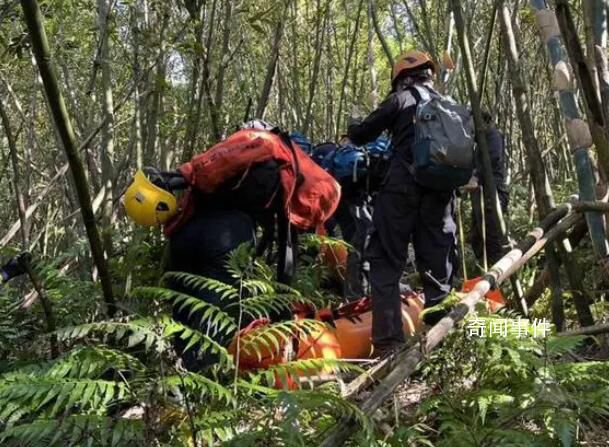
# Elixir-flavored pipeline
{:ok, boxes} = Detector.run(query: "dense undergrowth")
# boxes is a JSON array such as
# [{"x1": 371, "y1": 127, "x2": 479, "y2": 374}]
[
  {"x1": 1, "y1": 222, "x2": 608, "y2": 446},
  {"x1": 0, "y1": 182, "x2": 606, "y2": 446}
]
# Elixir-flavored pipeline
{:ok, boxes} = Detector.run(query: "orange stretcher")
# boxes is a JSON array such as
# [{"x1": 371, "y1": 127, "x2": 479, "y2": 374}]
[{"x1": 227, "y1": 276, "x2": 505, "y2": 387}]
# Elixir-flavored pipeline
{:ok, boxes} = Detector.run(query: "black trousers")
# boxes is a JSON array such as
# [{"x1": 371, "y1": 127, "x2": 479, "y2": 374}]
[
  {"x1": 333, "y1": 198, "x2": 373, "y2": 300},
  {"x1": 367, "y1": 158, "x2": 457, "y2": 348},
  {"x1": 470, "y1": 188, "x2": 509, "y2": 265},
  {"x1": 167, "y1": 208, "x2": 256, "y2": 369}
]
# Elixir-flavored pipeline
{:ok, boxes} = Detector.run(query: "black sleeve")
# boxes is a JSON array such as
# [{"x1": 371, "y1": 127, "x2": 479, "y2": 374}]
[
  {"x1": 486, "y1": 129, "x2": 505, "y2": 180},
  {"x1": 347, "y1": 94, "x2": 400, "y2": 146},
  {"x1": 474, "y1": 129, "x2": 504, "y2": 180}
]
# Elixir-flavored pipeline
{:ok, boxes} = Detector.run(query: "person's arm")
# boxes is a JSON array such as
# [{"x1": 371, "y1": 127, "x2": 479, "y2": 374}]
[
  {"x1": 347, "y1": 94, "x2": 400, "y2": 146},
  {"x1": 0, "y1": 253, "x2": 31, "y2": 284}
]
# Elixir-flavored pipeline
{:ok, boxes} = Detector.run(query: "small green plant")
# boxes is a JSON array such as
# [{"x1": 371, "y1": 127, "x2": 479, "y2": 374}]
[
  {"x1": 408, "y1": 313, "x2": 609, "y2": 446},
  {"x1": 0, "y1": 242, "x2": 370, "y2": 446}
]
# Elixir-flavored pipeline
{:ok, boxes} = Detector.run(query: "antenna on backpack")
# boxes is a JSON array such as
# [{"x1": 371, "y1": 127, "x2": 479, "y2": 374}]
[{"x1": 243, "y1": 97, "x2": 252, "y2": 123}]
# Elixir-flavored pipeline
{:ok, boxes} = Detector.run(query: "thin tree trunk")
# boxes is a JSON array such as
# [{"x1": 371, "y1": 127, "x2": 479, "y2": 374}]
[
  {"x1": 369, "y1": 0, "x2": 393, "y2": 67},
  {"x1": 256, "y1": 10, "x2": 286, "y2": 119},
  {"x1": 335, "y1": 0, "x2": 364, "y2": 137},
  {"x1": 0, "y1": 99, "x2": 29, "y2": 247},
  {"x1": 97, "y1": 0, "x2": 115, "y2": 257},
  {"x1": 497, "y1": 1, "x2": 572, "y2": 323},
  {"x1": 303, "y1": 0, "x2": 330, "y2": 134},
  {"x1": 367, "y1": 6, "x2": 379, "y2": 109},
  {"x1": 531, "y1": 0, "x2": 609, "y2": 274},
  {"x1": 200, "y1": 0, "x2": 221, "y2": 142},
  {"x1": 214, "y1": 0, "x2": 232, "y2": 126},
  {"x1": 478, "y1": 5, "x2": 497, "y2": 103},
  {"x1": 556, "y1": 0, "x2": 609, "y2": 182},
  {"x1": 20, "y1": 0, "x2": 116, "y2": 316}
]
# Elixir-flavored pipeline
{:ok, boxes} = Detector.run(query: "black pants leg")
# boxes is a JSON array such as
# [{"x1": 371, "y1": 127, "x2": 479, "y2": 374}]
[
  {"x1": 470, "y1": 189, "x2": 508, "y2": 266},
  {"x1": 343, "y1": 202, "x2": 373, "y2": 300},
  {"x1": 367, "y1": 159, "x2": 456, "y2": 348},
  {"x1": 414, "y1": 191, "x2": 457, "y2": 308},
  {"x1": 168, "y1": 209, "x2": 256, "y2": 370},
  {"x1": 367, "y1": 165, "x2": 419, "y2": 347}
]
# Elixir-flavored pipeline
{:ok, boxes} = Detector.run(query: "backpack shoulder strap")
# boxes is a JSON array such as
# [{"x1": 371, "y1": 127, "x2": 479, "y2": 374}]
[{"x1": 411, "y1": 85, "x2": 432, "y2": 102}]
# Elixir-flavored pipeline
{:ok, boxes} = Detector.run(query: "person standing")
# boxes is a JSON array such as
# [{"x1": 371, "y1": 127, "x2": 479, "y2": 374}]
[
  {"x1": 347, "y1": 51, "x2": 458, "y2": 357},
  {"x1": 468, "y1": 111, "x2": 509, "y2": 266}
]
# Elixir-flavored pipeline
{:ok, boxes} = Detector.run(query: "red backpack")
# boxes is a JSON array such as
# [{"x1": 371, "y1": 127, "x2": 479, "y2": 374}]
[{"x1": 165, "y1": 129, "x2": 341, "y2": 236}]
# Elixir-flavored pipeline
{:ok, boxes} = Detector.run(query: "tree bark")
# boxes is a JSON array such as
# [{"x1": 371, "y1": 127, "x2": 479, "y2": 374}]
[
  {"x1": 497, "y1": 0, "x2": 594, "y2": 328},
  {"x1": 303, "y1": 0, "x2": 330, "y2": 134},
  {"x1": 556, "y1": 0, "x2": 609, "y2": 182},
  {"x1": 0, "y1": 98, "x2": 30, "y2": 247},
  {"x1": 369, "y1": 0, "x2": 393, "y2": 67},
  {"x1": 214, "y1": 0, "x2": 232, "y2": 123},
  {"x1": 256, "y1": 10, "x2": 286, "y2": 119},
  {"x1": 335, "y1": 0, "x2": 364, "y2": 137},
  {"x1": 96, "y1": 0, "x2": 115, "y2": 258},
  {"x1": 20, "y1": 0, "x2": 116, "y2": 316},
  {"x1": 530, "y1": 0, "x2": 609, "y2": 274}
]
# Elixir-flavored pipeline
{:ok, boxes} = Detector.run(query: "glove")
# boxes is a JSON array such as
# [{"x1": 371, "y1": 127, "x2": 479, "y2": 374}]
[
  {"x1": 347, "y1": 116, "x2": 362, "y2": 128},
  {"x1": 0, "y1": 252, "x2": 31, "y2": 283},
  {"x1": 459, "y1": 176, "x2": 479, "y2": 194}
]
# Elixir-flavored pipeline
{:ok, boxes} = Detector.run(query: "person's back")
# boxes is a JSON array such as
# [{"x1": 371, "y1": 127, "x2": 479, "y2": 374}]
[
  {"x1": 347, "y1": 51, "x2": 458, "y2": 358},
  {"x1": 469, "y1": 112, "x2": 509, "y2": 265},
  {"x1": 348, "y1": 87, "x2": 426, "y2": 164}
]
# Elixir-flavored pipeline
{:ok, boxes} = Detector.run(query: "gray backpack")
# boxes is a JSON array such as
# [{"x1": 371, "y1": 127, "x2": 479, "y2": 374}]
[{"x1": 410, "y1": 85, "x2": 475, "y2": 190}]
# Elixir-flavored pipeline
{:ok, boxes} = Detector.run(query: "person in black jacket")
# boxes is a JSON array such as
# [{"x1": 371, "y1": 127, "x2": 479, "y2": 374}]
[
  {"x1": 347, "y1": 51, "x2": 457, "y2": 357},
  {"x1": 468, "y1": 111, "x2": 509, "y2": 265}
]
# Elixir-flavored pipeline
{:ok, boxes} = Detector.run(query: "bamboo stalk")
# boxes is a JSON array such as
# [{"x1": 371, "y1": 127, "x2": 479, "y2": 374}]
[
  {"x1": 319, "y1": 206, "x2": 579, "y2": 447},
  {"x1": 558, "y1": 323, "x2": 609, "y2": 337},
  {"x1": 20, "y1": 0, "x2": 116, "y2": 316}
]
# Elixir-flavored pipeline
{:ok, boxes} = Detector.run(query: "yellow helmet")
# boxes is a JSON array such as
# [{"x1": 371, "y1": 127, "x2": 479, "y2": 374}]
[{"x1": 123, "y1": 170, "x2": 178, "y2": 226}]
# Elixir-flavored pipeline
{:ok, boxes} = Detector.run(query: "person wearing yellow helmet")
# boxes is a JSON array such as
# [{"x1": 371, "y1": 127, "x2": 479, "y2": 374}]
[
  {"x1": 347, "y1": 50, "x2": 458, "y2": 358},
  {"x1": 123, "y1": 168, "x2": 182, "y2": 227},
  {"x1": 123, "y1": 124, "x2": 340, "y2": 369}
]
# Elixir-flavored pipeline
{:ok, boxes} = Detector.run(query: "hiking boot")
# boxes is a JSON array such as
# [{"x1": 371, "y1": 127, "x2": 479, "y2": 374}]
[
  {"x1": 422, "y1": 307, "x2": 450, "y2": 327},
  {"x1": 371, "y1": 343, "x2": 404, "y2": 361}
]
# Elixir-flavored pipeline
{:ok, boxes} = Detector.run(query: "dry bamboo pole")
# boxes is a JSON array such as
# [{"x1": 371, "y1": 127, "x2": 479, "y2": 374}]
[
  {"x1": 319, "y1": 205, "x2": 579, "y2": 447},
  {"x1": 558, "y1": 323, "x2": 609, "y2": 337}
]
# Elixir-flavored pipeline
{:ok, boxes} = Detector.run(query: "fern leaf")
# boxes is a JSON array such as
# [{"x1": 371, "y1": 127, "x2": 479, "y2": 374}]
[{"x1": 164, "y1": 371, "x2": 234, "y2": 404}]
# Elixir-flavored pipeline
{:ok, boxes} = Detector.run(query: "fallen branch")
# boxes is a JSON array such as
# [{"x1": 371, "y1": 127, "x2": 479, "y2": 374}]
[
  {"x1": 558, "y1": 323, "x2": 609, "y2": 337},
  {"x1": 573, "y1": 200, "x2": 609, "y2": 213},
  {"x1": 318, "y1": 205, "x2": 578, "y2": 447}
]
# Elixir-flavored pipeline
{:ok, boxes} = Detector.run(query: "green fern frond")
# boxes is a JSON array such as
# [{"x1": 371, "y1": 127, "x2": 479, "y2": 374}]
[
  {"x1": 190, "y1": 410, "x2": 238, "y2": 444},
  {"x1": 248, "y1": 358, "x2": 363, "y2": 389},
  {"x1": 164, "y1": 371, "x2": 234, "y2": 404},
  {"x1": 239, "y1": 319, "x2": 328, "y2": 361},
  {"x1": 161, "y1": 272, "x2": 240, "y2": 302},
  {"x1": 163, "y1": 320, "x2": 234, "y2": 369},
  {"x1": 54, "y1": 317, "x2": 170, "y2": 352},
  {"x1": 135, "y1": 286, "x2": 237, "y2": 335},
  {"x1": 46, "y1": 346, "x2": 146, "y2": 379},
  {"x1": 241, "y1": 278, "x2": 275, "y2": 296},
  {"x1": 278, "y1": 389, "x2": 373, "y2": 441},
  {"x1": 544, "y1": 335, "x2": 587, "y2": 357},
  {"x1": 0, "y1": 375, "x2": 128, "y2": 418},
  {"x1": 0, "y1": 415, "x2": 144, "y2": 447}
]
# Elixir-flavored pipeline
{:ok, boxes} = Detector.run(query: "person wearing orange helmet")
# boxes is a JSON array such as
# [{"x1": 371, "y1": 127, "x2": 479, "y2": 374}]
[{"x1": 347, "y1": 50, "x2": 458, "y2": 358}]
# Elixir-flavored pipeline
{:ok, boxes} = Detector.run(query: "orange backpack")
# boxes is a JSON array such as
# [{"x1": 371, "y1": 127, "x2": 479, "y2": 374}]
[{"x1": 165, "y1": 129, "x2": 341, "y2": 236}]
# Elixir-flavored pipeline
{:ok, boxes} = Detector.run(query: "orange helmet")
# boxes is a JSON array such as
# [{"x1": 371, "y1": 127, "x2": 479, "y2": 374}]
[{"x1": 391, "y1": 50, "x2": 436, "y2": 85}]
